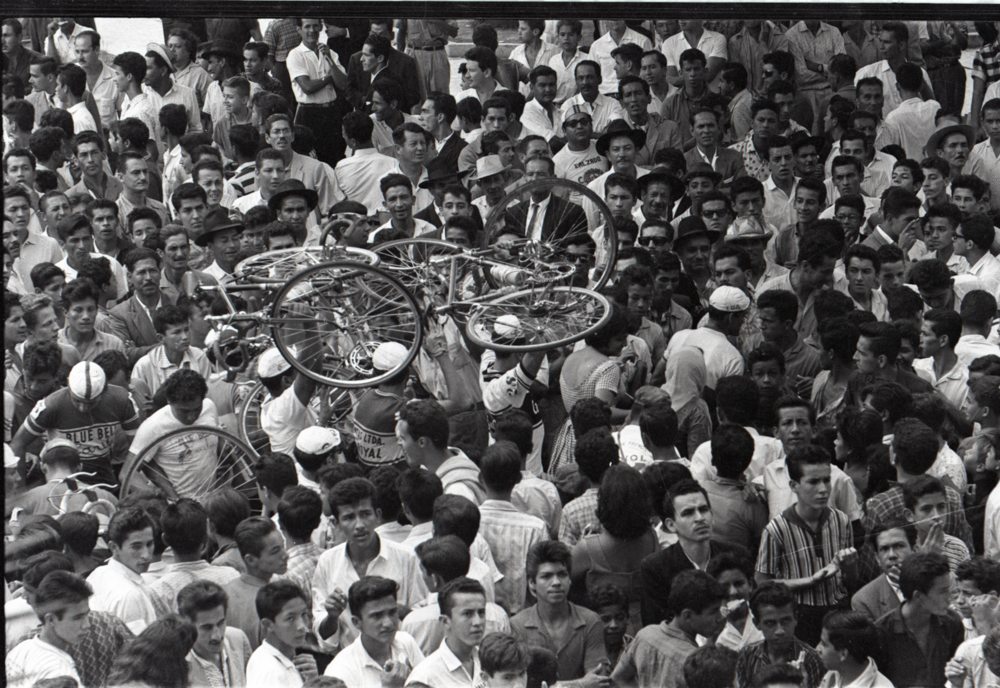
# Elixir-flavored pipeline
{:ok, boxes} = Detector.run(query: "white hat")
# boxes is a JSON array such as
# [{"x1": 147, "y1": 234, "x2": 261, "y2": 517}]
[
  {"x1": 4, "y1": 443, "x2": 17, "y2": 469},
  {"x1": 372, "y1": 342, "x2": 409, "y2": 372},
  {"x1": 257, "y1": 347, "x2": 293, "y2": 379},
  {"x1": 295, "y1": 427, "x2": 341, "y2": 454},
  {"x1": 492, "y1": 314, "x2": 524, "y2": 341},
  {"x1": 68, "y1": 361, "x2": 106, "y2": 401},
  {"x1": 709, "y1": 286, "x2": 750, "y2": 312},
  {"x1": 40, "y1": 438, "x2": 77, "y2": 462}
]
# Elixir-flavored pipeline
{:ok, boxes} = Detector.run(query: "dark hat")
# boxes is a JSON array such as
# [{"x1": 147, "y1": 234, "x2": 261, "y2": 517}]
[
  {"x1": 595, "y1": 120, "x2": 646, "y2": 157},
  {"x1": 635, "y1": 170, "x2": 684, "y2": 201},
  {"x1": 193, "y1": 207, "x2": 243, "y2": 247},
  {"x1": 683, "y1": 162, "x2": 723, "y2": 186},
  {"x1": 925, "y1": 124, "x2": 976, "y2": 156},
  {"x1": 419, "y1": 166, "x2": 461, "y2": 189},
  {"x1": 674, "y1": 215, "x2": 719, "y2": 245},
  {"x1": 203, "y1": 40, "x2": 242, "y2": 60},
  {"x1": 268, "y1": 179, "x2": 319, "y2": 213}
]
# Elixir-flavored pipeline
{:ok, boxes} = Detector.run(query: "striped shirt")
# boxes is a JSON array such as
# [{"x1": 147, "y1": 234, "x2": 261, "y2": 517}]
[
  {"x1": 756, "y1": 505, "x2": 851, "y2": 607},
  {"x1": 737, "y1": 639, "x2": 826, "y2": 688},
  {"x1": 478, "y1": 500, "x2": 549, "y2": 614},
  {"x1": 559, "y1": 487, "x2": 601, "y2": 545}
]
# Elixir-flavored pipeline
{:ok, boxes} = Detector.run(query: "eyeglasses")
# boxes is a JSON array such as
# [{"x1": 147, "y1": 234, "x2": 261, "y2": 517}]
[
  {"x1": 638, "y1": 235, "x2": 670, "y2": 246},
  {"x1": 702, "y1": 209, "x2": 730, "y2": 219},
  {"x1": 762, "y1": 70, "x2": 776, "y2": 77},
  {"x1": 563, "y1": 119, "x2": 590, "y2": 128}
]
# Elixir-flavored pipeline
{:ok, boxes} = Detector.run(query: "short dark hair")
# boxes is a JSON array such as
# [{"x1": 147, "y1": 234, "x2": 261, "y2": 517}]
[
  {"x1": 432, "y1": 494, "x2": 480, "y2": 547},
  {"x1": 664, "y1": 478, "x2": 709, "y2": 520},
  {"x1": 397, "y1": 399, "x2": 450, "y2": 450},
  {"x1": 396, "y1": 469, "x2": 444, "y2": 521},
  {"x1": 960, "y1": 215, "x2": 997, "y2": 251},
  {"x1": 424, "y1": 91, "x2": 457, "y2": 125},
  {"x1": 33, "y1": 570, "x2": 93, "y2": 619},
  {"x1": 902, "y1": 473, "x2": 947, "y2": 512},
  {"x1": 845, "y1": 243, "x2": 880, "y2": 273},
  {"x1": 160, "y1": 368, "x2": 208, "y2": 405},
  {"x1": 785, "y1": 444, "x2": 831, "y2": 482},
  {"x1": 715, "y1": 376, "x2": 760, "y2": 426},
  {"x1": 438, "y1": 576, "x2": 486, "y2": 618},
  {"x1": 955, "y1": 557, "x2": 1000, "y2": 595},
  {"x1": 464, "y1": 46, "x2": 497, "y2": 75},
  {"x1": 107, "y1": 507, "x2": 155, "y2": 548},
  {"x1": 203, "y1": 489, "x2": 252, "y2": 540},
  {"x1": 638, "y1": 398, "x2": 678, "y2": 449},
  {"x1": 235, "y1": 516, "x2": 278, "y2": 560},
  {"x1": 750, "y1": 580, "x2": 796, "y2": 617},
  {"x1": 757, "y1": 289, "x2": 798, "y2": 325},
  {"x1": 328, "y1": 477, "x2": 377, "y2": 520},
  {"x1": 924, "y1": 307, "x2": 962, "y2": 349},
  {"x1": 574, "y1": 427, "x2": 619, "y2": 484},
  {"x1": 254, "y1": 452, "x2": 299, "y2": 497},
  {"x1": 113, "y1": 51, "x2": 147, "y2": 85},
  {"x1": 177, "y1": 580, "x2": 229, "y2": 619},
  {"x1": 668, "y1": 569, "x2": 726, "y2": 616},
  {"x1": 597, "y1": 465, "x2": 651, "y2": 540},
  {"x1": 898, "y1": 552, "x2": 950, "y2": 601},
  {"x1": 60, "y1": 278, "x2": 100, "y2": 311},
  {"x1": 684, "y1": 646, "x2": 739, "y2": 688},
  {"x1": 415, "y1": 535, "x2": 471, "y2": 582},
  {"x1": 348, "y1": 575, "x2": 398, "y2": 618},
  {"x1": 255, "y1": 579, "x2": 308, "y2": 622},
  {"x1": 891, "y1": 418, "x2": 940, "y2": 475},
  {"x1": 526, "y1": 540, "x2": 572, "y2": 581},
  {"x1": 161, "y1": 498, "x2": 208, "y2": 556},
  {"x1": 59, "y1": 511, "x2": 99, "y2": 557},
  {"x1": 754, "y1": 664, "x2": 805, "y2": 688},
  {"x1": 480, "y1": 441, "x2": 523, "y2": 493},
  {"x1": 277, "y1": 486, "x2": 323, "y2": 542},
  {"x1": 747, "y1": 342, "x2": 786, "y2": 376},
  {"x1": 711, "y1": 424, "x2": 755, "y2": 480}
]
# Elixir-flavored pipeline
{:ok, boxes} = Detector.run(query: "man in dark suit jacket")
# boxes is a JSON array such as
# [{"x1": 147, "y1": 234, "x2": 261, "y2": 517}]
[
  {"x1": 427, "y1": 130, "x2": 468, "y2": 178},
  {"x1": 851, "y1": 521, "x2": 913, "y2": 621},
  {"x1": 107, "y1": 249, "x2": 173, "y2": 366},
  {"x1": 640, "y1": 479, "x2": 750, "y2": 626},
  {"x1": 503, "y1": 157, "x2": 587, "y2": 243},
  {"x1": 345, "y1": 27, "x2": 421, "y2": 113}
]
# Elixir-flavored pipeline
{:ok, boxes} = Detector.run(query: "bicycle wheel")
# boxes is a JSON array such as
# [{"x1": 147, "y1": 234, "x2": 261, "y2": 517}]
[
  {"x1": 464, "y1": 286, "x2": 613, "y2": 353},
  {"x1": 270, "y1": 262, "x2": 423, "y2": 388},
  {"x1": 238, "y1": 382, "x2": 354, "y2": 454},
  {"x1": 233, "y1": 246, "x2": 380, "y2": 283},
  {"x1": 372, "y1": 238, "x2": 466, "y2": 302},
  {"x1": 119, "y1": 426, "x2": 260, "y2": 508},
  {"x1": 482, "y1": 178, "x2": 618, "y2": 291}
]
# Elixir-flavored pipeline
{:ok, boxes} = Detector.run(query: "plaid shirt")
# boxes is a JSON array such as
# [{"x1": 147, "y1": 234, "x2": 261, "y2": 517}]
[
  {"x1": 264, "y1": 19, "x2": 302, "y2": 62},
  {"x1": 26, "y1": 611, "x2": 133, "y2": 688},
  {"x1": 558, "y1": 488, "x2": 600, "y2": 545},
  {"x1": 277, "y1": 542, "x2": 322, "y2": 605},
  {"x1": 861, "y1": 483, "x2": 974, "y2": 580},
  {"x1": 243, "y1": 71, "x2": 284, "y2": 95},
  {"x1": 973, "y1": 38, "x2": 1000, "y2": 83},
  {"x1": 737, "y1": 639, "x2": 826, "y2": 688}
]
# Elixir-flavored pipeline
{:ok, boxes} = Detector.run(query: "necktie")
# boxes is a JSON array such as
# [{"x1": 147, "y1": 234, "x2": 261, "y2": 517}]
[{"x1": 527, "y1": 204, "x2": 539, "y2": 239}]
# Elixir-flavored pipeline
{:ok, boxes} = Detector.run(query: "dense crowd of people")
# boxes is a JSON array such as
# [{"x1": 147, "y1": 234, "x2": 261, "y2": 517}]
[{"x1": 5, "y1": 13, "x2": 1000, "y2": 688}]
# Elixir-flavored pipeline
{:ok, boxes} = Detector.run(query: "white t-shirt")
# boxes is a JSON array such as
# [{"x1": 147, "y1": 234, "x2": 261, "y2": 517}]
[
  {"x1": 553, "y1": 143, "x2": 609, "y2": 187},
  {"x1": 261, "y1": 385, "x2": 317, "y2": 456},
  {"x1": 663, "y1": 327, "x2": 744, "y2": 390},
  {"x1": 128, "y1": 399, "x2": 221, "y2": 499},
  {"x1": 6, "y1": 637, "x2": 81, "y2": 688}
]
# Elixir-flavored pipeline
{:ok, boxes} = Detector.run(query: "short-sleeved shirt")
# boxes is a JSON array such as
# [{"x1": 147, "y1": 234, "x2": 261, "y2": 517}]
[
  {"x1": 663, "y1": 327, "x2": 744, "y2": 390},
  {"x1": 6, "y1": 637, "x2": 81, "y2": 688},
  {"x1": 756, "y1": 505, "x2": 852, "y2": 607},
  {"x1": 610, "y1": 622, "x2": 698, "y2": 688},
  {"x1": 323, "y1": 632, "x2": 424, "y2": 688},
  {"x1": 287, "y1": 42, "x2": 341, "y2": 104},
  {"x1": 480, "y1": 355, "x2": 549, "y2": 477},
  {"x1": 246, "y1": 639, "x2": 303, "y2": 688},
  {"x1": 128, "y1": 399, "x2": 221, "y2": 499},
  {"x1": 352, "y1": 389, "x2": 406, "y2": 467},
  {"x1": 660, "y1": 29, "x2": 727, "y2": 70},
  {"x1": 553, "y1": 142, "x2": 609, "y2": 187},
  {"x1": 737, "y1": 639, "x2": 826, "y2": 688},
  {"x1": 261, "y1": 385, "x2": 318, "y2": 457},
  {"x1": 510, "y1": 602, "x2": 608, "y2": 680},
  {"x1": 23, "y1": 386, "x2": 142, "y2": 486}
]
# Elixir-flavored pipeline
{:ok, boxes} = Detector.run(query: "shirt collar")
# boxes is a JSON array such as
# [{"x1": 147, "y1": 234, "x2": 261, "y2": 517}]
[
  {"x1": 780, "y1": 504, "x2": 832, "y2": 533},
  {"x1": 108, "y1": 556, "x2": 147, "y2": 585},
  {"x1": 258, "y1": 639, "x2": 297, "y2": 669}
]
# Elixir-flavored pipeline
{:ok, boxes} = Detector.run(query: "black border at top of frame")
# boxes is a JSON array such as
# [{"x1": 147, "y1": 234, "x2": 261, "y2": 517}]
[{"x1": 6, "y1": 2, "x2": 1000, "y2": 21}]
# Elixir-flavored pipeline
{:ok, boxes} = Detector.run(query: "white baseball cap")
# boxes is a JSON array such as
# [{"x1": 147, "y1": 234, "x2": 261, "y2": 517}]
[
  {"x1": 709, "y1": 286, "x2": 750, "y2": 312},
  {"x1": 68, "y1": 361, "x2": 106, "y2": 401},
  {"x1": 257, "y1": 347, "x2": 293, "y2": 379},
  {"x1": 372, "y1": 342, "x2": 409, "y2": 372},
  {"x1": 492, "y1": 314, "x2": 524, "y2": 341},
  {"x1": 295, "y1": 426, "x2": 341, "y2": 454},
  {"x1": 4, "y1": 443, "x2": 17, "y2": 469}
]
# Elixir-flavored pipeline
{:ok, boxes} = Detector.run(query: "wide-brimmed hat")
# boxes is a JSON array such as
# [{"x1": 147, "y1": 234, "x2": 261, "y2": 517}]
[
  {"x1": 469, "y1": 155, "x2": 511, "y2": 181},
  {"x1": 683, "y1": 162, "x2": 723, "y2": 186},
  {"x1": 725, "y1": 215, "x2": 774, "y2": 244},
  {"x1": 595, "y1": 120, "x2": 646, "y2": 157},
  {"x1": 636, "y1": 169, "x2": 684, "y2": 201},
  {"x1": 674, "y1": 216, "x2": 719, "y2": 245},
  {"x1": 146, "y1": 43, "x2": 175, "y2": 73},
  {"x1": 202, "y1": 40, "x2": 242, "y2": 60},
  {"x1": 925, "y1": 124, "x2": 976, "y2": 156},
  {"x1": 419, "y1": 166, "x2": 462, "y2": 189},
  {"x1": 193, "y1": 207, "x2": 244, "y2": 247},
  {"x1": 268, "y1": 179, "x2": 319, "y2": 213}
]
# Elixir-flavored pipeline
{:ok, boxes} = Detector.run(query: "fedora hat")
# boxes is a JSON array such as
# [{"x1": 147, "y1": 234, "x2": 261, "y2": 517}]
[
  {"x1": 419, "y1": 166, "x2": 462, "y2": 189},
  {"x1": 203, "y1": 40, "x2": 242, "y2": 60},
  {"x1": 635, "y1": 170, "x2": 684, "y2": 202},
  {"x1": 674, "y1": 216, "x2": 719, "y2": 245},
  {"x1": 194, "y1": 207, "x2": 243, "y2": 247},
  {"x1": 595, "y1": 120, "x2": 646, "y2": 157},
  {"x1": 925, "y1": 124, "x2": 976, "y2": 156},
  {"x1": 725, "y1": 215, "x2": 774, "y2": 244},
  {"x1": 469, "y1": 155, "x2": 512, "y2": 181},
  {"x1": 268, "y1": 179, "x2": 319, "y2": 213},
  {"x1": 145, "y1": 43, "x2": 175, "y2": 73}
]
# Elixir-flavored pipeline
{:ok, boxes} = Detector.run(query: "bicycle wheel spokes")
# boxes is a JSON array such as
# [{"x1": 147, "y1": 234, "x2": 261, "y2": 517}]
[
  {"x1": 373, "y1": 239, "x2": 464, "y2": 297},
  {"x1": 270, "y1": 262, "x2": 422, "y2": 388},
  {"x1": 464, "y1": 286, "x2": 613, "y2": 353},
  {"x1": 234, "y1": 247, "x2": 379, "y2": 282}
]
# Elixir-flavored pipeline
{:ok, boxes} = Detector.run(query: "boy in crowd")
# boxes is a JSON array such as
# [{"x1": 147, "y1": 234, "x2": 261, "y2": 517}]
[
  {"x1": 902, "y1": 474, "x2": 971, "y2": 572},
  {"x1": 225, "y1": 516, "x2": 289, "y2": 649},
  {"x1": 129, "y1": 304, "x2": 212, "y2": 413},
  {"x1": 479, "y1": 632, "x2": 531, "y2": 688},
  {"x1": 913, "y1": 307, "x2": 969, "y2": 410},
  {"x1": 405, "y1": 577, "x2": 489, "y2": 686},
  {"x1": 246, "y1": 580, "x2": 318, "y2": 688},
  {"x1": 177, "y1": 580, "x2": 253, "y2": 688},
  {"x1": 611, "y1": 569, "x2": 726, "y2": 688},
  {"x1": 815, "y1": 611, "x2": 893, "y2": 688},
  {"x1": 322, "y1": 576, "x2": 424, "y2": 688},
  {"x1": 707, "y1": 553, "x2": 764, "y2": 651}
]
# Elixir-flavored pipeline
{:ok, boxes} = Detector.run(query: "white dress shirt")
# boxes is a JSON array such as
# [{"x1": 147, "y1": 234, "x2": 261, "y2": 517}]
[
  {"x1": 854, "y1": 60, "x2": 932, "y2": 120},
  {"x1": 955, "y1": 334, "x2": 1000, "y2": 368},
  {"x1": 548, "y1": 49, "x2": 587, "y2": 104},
  {"x1": 913, "y1": 356, "x2": 970, "y2": 410},
  {"x1": 689, "y1": 426, "x2": 785, "y2": 483},
  {"x1": 67, "y1": 101, "x2": 97, "y2": 133},
  {"x1": 878, "y1": 96, "x2": 940, "y2": 160},
  {"x1": 521, "y1": 98, "x2": 560, "y2": 140},
  {"x1": 402, "y1": 593, "x2": 510, "y2": 656},
  {"x1": 246, "y1": 639, "x2": 303, "y2": 688},
  {"x1": 588, "y1": 28, "x2": 652, "y2": 93},
  {"x1": 660, "y1": 29, "x2": 727, "y2": 71},
  {"x1": 323, "y1": 632, "x2": 424, "y2": 688},
  {"x1": 86, "y1": 557, "x2": 159, "y2": 633},
  {"x1": 405, "y1": 641, "x2": 483, "y2": 688},
  {"x1": 334, "y1": 148, "x2": 402, "y2": 213}
]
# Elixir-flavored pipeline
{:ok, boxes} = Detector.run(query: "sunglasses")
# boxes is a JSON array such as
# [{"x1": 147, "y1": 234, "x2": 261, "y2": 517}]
[
  {"x1": 638, "y1": 235, "x2": 670, "y2": 246},
  {"x1": 762, "y1": 69, "x2": 776, "y2": 77},
  {"x1": 564, "y1": 119, "x2": 590, "y2": 128},
  {"x1": 701, "y1": 209, "x2": 730, "y2": 219}
]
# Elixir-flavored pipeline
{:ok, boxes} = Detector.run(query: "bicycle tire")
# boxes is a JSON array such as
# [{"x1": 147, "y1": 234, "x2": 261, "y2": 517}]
[
  {"x1": 270, "y1": 261, "x2": 423, "y2": 388},
  {"x1": 238, "y1": 382, "x2": 354, "y2": 454},
  {"x1": 481, "y1": 178, "x2": 618, "y2": 291},
  {"x1": 464, "y1": 286, "x2": 613, "y2": 353},
  {"x1": 119, "y1": 426, "x2": 260, "y2": 507},
  {"x1": 233, "y1": 246, "x2": 380, "y2": 282}
]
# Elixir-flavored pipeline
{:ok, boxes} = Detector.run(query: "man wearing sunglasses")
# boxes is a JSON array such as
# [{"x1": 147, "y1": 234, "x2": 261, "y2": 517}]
[{"x1": 637, "y1": 220, "x2": 672, "y2": 253}]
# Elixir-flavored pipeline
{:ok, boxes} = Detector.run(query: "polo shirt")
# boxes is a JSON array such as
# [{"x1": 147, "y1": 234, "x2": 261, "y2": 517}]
[
  {"x1": 57, "y1": 327, "x2": 125, "y2": 363},
  {"x1": 610, "y1": 622, "x2": 698, "y2": 688},
  {"x1": 510, "y1": 603, "x2": 608, "y2": 680},
  {"x1": 128, "y1": 399, "x2": 222, "y2": 499},
  {"x1": 913, "y1": 357, "x2": 970, "y2": 410},
  {"x1": 965, "y1": 251, "x2": 1000, "y2": 300},
  {"x1": 756, "y1": 505, "x2": 852, "y2": 607},
  {"x1": 6, "y1": 637, "x2": 81, "y2": 688},
  {"x1": 311, "y1": 535, "x2": 427, "y2": 650},
  {"x1": 287, "y1": 43, "x2": 342, "y2": 104},
  {"x1": 323, "y1": 632, "x2": 424, "y2": 688},
  {"x1": 246, "y1": 639, "x2": 303, "y2": 688},
  {"x1": 873, "y1": 606, "x2": 964, "y2": 688},
  {"x1": 405, "y1": 641, "x2": 482, "y2": 688}
]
